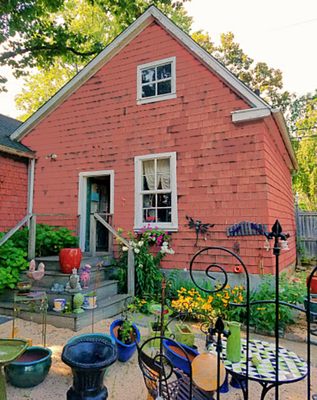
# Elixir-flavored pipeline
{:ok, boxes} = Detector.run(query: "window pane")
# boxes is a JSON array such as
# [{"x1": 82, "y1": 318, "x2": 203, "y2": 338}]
[
  {"x1": 157, "y1": 208, "x2": 172, "y2": 222},
  {"x1": 157, "y1": 193, "x2": 171, "y2": 207},
  {"x1": 142, "y1": 84, "x2": 156, "y2": 98},
  {"x1": 143, "y1": 160, "x2": 155, "y2": 190},
  {"x1": 143, "y1": 194, "x2": 156, "y2": 208},
  {"x1": 157, "y1": 64, "x2": 171, "y2": 80},
  {"x1": 157, "y1": 80, "x2": 171, "y2": 95},
  {"x1": 143, "y1": 209, "x2": 156, "y2": 223},
  {"x1": 142, "y1": 68, "x2": 156, "y2": 83}
]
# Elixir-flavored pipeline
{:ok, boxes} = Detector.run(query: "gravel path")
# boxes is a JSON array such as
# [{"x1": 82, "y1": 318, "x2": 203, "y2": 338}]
[{"x1": 0, "y1": 316, "x2": 316, "y2": 400}]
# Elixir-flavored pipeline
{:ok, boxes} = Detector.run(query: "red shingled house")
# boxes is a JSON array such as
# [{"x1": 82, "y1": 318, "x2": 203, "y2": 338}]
[
  {"x1": 7, "y1": 6, "x2": 297, "y2": 274},
  {"x1": 0, "y1": 114, "x2": 34, "y2": 232}
]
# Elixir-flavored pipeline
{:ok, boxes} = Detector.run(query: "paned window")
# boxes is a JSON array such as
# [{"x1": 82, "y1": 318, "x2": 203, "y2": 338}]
[
  {"x1": 137, "y1": 57, "x2": 176, "y2": 104},
  {"x1": 134, "y1": 152, "x2": 178, "y2": 230}
]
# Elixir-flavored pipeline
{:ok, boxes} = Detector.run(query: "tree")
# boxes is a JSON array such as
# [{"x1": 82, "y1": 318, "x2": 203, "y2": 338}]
[
  {"x1": 292, "y1": 92, "x2": 317, "y2": 210},
  {"x1": 0, "y1": 0, "x2": 192, "y2": 91},
  {"x1": 192, "y1": 30, "x2": 292, "y2": 111}
]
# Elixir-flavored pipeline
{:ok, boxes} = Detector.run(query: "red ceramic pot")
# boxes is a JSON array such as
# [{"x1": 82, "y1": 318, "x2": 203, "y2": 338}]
[
  {"x1": 59, "y1": 248, "x2": 82, "y2": 274},
  {"x1": 307, "y1": 275, "x2": 317, "y2": 294}
]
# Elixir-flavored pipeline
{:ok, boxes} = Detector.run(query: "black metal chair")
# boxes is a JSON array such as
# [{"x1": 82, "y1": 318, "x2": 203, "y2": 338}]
[{"x1": 137, "y1": 336, "x2": 214, "y2": 400}]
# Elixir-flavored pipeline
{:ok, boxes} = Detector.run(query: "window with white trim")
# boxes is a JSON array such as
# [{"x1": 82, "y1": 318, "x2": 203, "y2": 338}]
[
  {"x1": 134, "y1": 152, "x2": 178, "y2": 230},
  {"x1": 137, "y1": 57, "x2": 176, "y2": 104}
]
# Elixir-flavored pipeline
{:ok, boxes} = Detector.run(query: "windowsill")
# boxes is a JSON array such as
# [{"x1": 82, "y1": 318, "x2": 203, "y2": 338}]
[
  {"x1": 133, "y1": 225, "x2": 178, "y2": 233},
  {"x1": 137, "y1": 92, "x2": 176, "y2": 105}
]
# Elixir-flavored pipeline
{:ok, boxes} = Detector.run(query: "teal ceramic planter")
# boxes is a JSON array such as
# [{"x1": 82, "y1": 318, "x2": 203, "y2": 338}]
[{"x1": 5, "y1": 346, "x2": 52, "y2": 388}]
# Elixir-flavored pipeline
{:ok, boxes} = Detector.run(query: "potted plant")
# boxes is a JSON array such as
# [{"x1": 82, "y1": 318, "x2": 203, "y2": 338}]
[
  {"x1": 307, "y1": 274, "x2": 317, "y2": 294},
  {"x1": 174, "y1": 322, "x2": 195, "y2": 348},
  {"x1": 110, "y1": 318, "x2": 140, "y2": 362}
]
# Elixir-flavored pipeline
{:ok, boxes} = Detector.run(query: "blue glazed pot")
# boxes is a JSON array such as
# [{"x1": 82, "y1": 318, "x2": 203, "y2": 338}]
[
  {"x1": 110, "y1": 319, "x2": 141, "y2": 362},
  {"x1": 5, "y1": 346, "x2": 52, "y2": 388},
  {"x1": 67, "y1": 333, "x2": 115, "y2": 345},
  {"x1": 163, "y1": 339, "x2": 199, "y2": 375}
]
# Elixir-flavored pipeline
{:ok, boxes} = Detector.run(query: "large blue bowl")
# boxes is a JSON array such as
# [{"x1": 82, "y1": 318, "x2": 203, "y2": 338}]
[
  {"x1": 67, "y1": 332, "x2": 115, "y2": 345},
  {"x1": 163, "y1": 339, "x2": 199, "y2": 375},
  {"x1": 5, "y1": 346, "x2": 52, "y2": 388},
  {"x1": 110, "y1": 319, "x2": 141, "y2": 362}
]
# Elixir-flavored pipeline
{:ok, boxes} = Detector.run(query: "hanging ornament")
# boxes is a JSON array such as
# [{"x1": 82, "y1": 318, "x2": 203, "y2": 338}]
[{"x1": 281, "y1": 240, "x2": 289, "y2": 251}]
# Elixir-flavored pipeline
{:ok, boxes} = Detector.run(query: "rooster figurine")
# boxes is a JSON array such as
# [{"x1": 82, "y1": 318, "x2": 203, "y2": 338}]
[
  {"x1": 80, "y1": 264, "x2": 91, "y2": 289},
  {"x1": 26, "y1": 259, "x2": 45, "y2": 281}
]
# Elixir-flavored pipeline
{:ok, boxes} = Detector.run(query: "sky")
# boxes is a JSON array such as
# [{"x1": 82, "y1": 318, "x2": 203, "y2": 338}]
[{"x1": 0, "y1": 0, "x2": 317, "y2": 119}]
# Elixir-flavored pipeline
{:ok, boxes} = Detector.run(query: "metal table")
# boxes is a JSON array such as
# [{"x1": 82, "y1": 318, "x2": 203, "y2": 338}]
[
  {"x1": 12, "y1": 291, "x2": 48, "y2": 347},
  {"x1": 209, "y1": 338, "x2": 307, "y2": 400}
]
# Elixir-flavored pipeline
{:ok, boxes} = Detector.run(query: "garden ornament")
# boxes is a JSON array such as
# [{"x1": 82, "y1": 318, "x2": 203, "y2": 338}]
[
  {"x1": 51, "y1": 283, "x2": 65, "y2": 293},
  {"x1": 73, "y1": 293, "x2": 84, "y2": 314},
  {"x1": 27, "y1": 259, "x2": 45, "y2": 281},
  {"x1": 186, "y1": 215, "x2": 214, "y2": 246},
  {"x1": 65, "y1": 268, "x2": 82, "y2": 292},
  {"x1": 80, "y1": 264, "x2": 91, "y2": 289}
]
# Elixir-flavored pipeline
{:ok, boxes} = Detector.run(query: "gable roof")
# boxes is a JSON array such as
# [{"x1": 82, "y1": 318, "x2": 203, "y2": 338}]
[
  {"x1": 0, "y1": 114, "x2": 33, "y2": 157},
  {"x1": 9, "y1": 6, "x2": 296, "y2": 169}
]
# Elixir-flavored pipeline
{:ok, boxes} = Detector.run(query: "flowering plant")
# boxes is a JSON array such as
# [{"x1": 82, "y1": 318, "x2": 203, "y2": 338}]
[
  {"x1": 115, "y1": 227, "x2": 174, "y2": 300},
  {"x1": 171, "y1": 284, "x2": 245, "y2": 321}
]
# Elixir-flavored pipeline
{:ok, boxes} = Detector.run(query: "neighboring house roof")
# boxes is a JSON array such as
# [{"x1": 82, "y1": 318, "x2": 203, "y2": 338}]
[
  {"x1": 9, "y1": 5, "x2": 296, "y2": 169},
  {"x1": 0, "y1": 114, "x2": 34, "y2": 158}
]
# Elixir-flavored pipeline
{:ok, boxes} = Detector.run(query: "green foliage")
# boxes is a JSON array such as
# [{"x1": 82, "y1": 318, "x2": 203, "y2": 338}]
[
  {"x1": 0, "y1": 0, "x2": 192, "y2": 92},
  {"x1": 249, "y1": 274, "x2": 306, "y2": 332},
  {"x1": 112, "y1": 228, "x2": 174, "y2": 299},
  {"x1": 292, "y1": 91, "x2": 317, "y2": 210},
  {"x1": 0, "y1": 234, "x2": 28, "y2": 291},
  {"x1": 117, "y1": 319, "x2": 135, "y2": 344},
  {"x1": 9, "y1": 224, "x2": 78, "y2": 257}
]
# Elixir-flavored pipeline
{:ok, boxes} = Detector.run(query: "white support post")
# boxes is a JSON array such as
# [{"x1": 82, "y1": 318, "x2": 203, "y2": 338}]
[
  {"x1": 28, "y1": 215, "x2": 36, "y2": 260},
  {"x1": 127, "y1": 248, "x2": 135, "y2": 296}
]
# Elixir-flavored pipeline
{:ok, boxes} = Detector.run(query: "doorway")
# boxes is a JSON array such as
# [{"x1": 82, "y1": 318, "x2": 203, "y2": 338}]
[{"x1": 78, "y1": 170, "x2": 114, "y2": 253}]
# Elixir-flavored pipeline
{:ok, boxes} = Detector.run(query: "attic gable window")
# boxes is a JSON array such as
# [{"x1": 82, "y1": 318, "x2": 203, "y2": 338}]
[{"x1": 137, "y1": 57, "x2": 176, "y2": 104}]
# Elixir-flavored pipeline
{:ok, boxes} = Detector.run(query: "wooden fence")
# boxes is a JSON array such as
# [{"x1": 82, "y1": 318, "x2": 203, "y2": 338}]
[{"x1": 296, "y1": 210, "x2": 317, "y2": 259}]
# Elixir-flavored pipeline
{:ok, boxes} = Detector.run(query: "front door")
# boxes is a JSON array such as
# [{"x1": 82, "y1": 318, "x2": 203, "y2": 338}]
[{"x1": 79, "y1": 171, "x2": 114, "y2": 254}]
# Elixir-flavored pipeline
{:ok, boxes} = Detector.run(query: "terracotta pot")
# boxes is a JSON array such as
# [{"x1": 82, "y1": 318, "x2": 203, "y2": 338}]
[
  {"x1": 307, "y1": 275, "x2": 317, "y2": 294},
  {"x1": 59, "y1": 248, "x2": 82, "y2": 274}
]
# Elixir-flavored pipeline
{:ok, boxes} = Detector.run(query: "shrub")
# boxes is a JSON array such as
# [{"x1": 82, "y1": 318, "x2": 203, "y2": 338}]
[
  {"x1": 10, "y1": 224, "x2": 78, "y2": 256},
  {"x1": 0, "y1": 234, "x2": 28, "y2": 291},
  {"x1": 113, "y1": 226, "x2": 174, "y2": 300}
]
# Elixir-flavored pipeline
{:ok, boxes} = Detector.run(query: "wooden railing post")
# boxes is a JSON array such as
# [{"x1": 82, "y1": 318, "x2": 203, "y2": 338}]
[
  {"x1": 90, "y1": 214, "x2": 97, "y2": 256},
  {"x1": 28, "y1": 214, "x2": 36, "y2": 260},
  {"x1": 127, "y1": 248, "x2": 135, "y2": 296}
]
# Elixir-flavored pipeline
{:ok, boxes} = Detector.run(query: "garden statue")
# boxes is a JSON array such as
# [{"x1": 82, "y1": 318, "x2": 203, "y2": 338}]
[
  {"x1": 65, "y1": 268, "x2": 82, "y2": 292},
  {"x1": 80, "y1": 264, "x2": 91, "y2": 289},
  {"x1": 27, "y1": 259, "x2": 45, "y2": 281},
  {"x1": 73, "y1": 293, "x2": 84, "y2": 314}
]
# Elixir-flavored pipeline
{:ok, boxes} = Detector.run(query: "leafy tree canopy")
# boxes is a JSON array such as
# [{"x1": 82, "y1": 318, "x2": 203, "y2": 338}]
[
  {"x1": 292, "y1": 91, "x2": 317, "y2": 210},
  {"x1": 0, "y1": 0, "x2": 191, "y2": 91}
]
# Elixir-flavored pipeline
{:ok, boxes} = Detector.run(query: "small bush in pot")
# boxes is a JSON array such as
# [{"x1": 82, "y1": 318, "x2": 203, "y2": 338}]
[{"x1": 110, "y1": 318, "x2": 141, "y2": 362}]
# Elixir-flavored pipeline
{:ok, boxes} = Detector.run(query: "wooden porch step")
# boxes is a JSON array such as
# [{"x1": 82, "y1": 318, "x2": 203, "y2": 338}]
[{"x1": 0, "y1": 294, "x2": 131, "y2": 331}]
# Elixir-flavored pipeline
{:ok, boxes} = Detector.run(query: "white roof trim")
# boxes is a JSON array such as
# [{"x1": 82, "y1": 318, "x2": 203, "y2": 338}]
[
  {"x1": 232, "y1": 108, "x2": 271, "y2": 123},
  {"x1": 0, "y1": 144, "x2": 35, "y2": 158},
  {"x1": 271, "y1": 109, "x2": 297, "y2": 171},
  {"x1": 11, "y1": 5, "x2": 270, "y2": 142}
]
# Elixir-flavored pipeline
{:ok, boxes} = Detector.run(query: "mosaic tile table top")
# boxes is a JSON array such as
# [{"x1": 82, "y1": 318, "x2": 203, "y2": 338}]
[{"x1": 210, "y1": 339, "x2": 307, "y2": 384}]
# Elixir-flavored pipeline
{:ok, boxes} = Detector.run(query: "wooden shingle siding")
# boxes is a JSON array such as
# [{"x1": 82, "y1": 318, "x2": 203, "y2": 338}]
[{"x1": 21, "y1": 22, "x2": 296, "y2": 273}]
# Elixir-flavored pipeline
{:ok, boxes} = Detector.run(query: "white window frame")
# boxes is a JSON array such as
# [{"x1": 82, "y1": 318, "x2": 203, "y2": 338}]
[
  {"x1": 134, "y1": 152, "x2": 178, "y2": 231},
  {"x1": 137, "y1": 57, "x2": 176, "y2": 105}
]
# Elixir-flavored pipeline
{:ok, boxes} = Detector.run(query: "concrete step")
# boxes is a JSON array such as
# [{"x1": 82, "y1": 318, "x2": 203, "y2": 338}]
[
  {"x1": 35, "y1": 254, "x2": 113, "y2": 272},
  {"x1": 0, "y1": 294, "x2": 131, "y2": 331},
  {"x1": 21, "y1": 266, "x2": 116, "y2": 290},
  {"x1": 44, "y1": 280, "x2": 118, "y2": 308}
]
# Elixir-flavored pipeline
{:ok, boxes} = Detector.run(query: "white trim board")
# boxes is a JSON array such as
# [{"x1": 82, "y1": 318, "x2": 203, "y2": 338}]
[
  {"x1": 11, "y1": 6, "x2": 269, "y2": 143},
  {"x1": 78, "y1": 170, "x2": 114, "y2": 251}
]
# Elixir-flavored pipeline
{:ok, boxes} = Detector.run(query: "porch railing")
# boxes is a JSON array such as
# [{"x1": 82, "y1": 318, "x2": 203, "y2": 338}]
[
  {"x1": 93, "y1": 212, "x2": 135, "y2": 296},
  {"x1": 0, "y1": 214, "x2": 36, "y2": 259}
]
